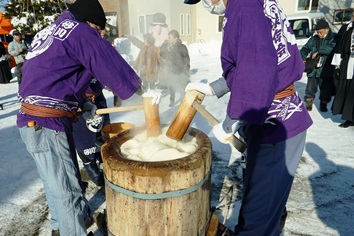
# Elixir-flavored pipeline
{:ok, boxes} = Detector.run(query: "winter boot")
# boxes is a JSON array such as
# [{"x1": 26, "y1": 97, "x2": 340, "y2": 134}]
[
  {"x1": 94, "y1": 210, "x2": 108, "y2": 236},
  {"x1": 78, "y1": 152, "x2": 104, "y2": 186},
  {"x1": 320, "y1": 101, "x2": 328, "y2": 112},
  {"x1": 339, "y1": 120, "x2": 354, "y2": 128},
  {"x1": 305, "y1": 98, "x2": 314, "y2": 111}
]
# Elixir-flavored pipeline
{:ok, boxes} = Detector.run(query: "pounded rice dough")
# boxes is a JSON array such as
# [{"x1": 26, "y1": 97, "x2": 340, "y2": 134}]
[{"x1": 120, "y1": 127, "x2": 198, "y2": 162}]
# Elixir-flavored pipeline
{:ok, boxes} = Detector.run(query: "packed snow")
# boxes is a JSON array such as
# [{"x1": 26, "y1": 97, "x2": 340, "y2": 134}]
[{"x1": 0, "y1": 40, "x2": 354, "y2": 236}]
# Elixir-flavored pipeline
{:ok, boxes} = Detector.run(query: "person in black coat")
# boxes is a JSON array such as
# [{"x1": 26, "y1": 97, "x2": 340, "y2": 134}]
[
  {"x1": 0, "y1": 41, "x2": 12, "y2": 84},
  {"x1": 160, "y1": 30, "x2": 190, "y2": 106},
  {"x1": 331, "y1": 22, "x2": 354, "y2": 128}
]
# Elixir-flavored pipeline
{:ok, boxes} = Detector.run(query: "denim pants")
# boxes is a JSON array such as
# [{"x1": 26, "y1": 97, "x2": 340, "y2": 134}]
[
  {"x1": 235, "y1": 131, "x2": 306, "y2": 236},
  {"x1": 19, "y1": 119, "x2": 88, "y2": 236},
  {"x1": 305, "y1": 76, "x2": 332, "y2": 102}
]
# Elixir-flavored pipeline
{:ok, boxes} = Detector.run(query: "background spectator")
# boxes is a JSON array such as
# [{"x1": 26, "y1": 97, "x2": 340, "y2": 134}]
[
  {"x1": 300, "y1": 20, "x2": 336, "y2": 112},
  {"x1": 160, "y1": 30, "x2": 190, "y2": 107},
  {"x1": 8, "y1": 29, "x2": 30, "y2": 87},
  {"x1": 133, "y1": 33, "x2": 162, "y2": 90},
  {"x1": 0, "y1": 41, "x2": 12, "y2": 84},
  {"x1": 331, "y1": 18, "x2": 354, "y2": 128}
]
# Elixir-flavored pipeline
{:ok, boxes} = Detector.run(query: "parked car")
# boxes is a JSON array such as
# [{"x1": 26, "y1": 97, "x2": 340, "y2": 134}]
[{"x1": 287, "y1": 12, "x2": 326, "y2": 49}]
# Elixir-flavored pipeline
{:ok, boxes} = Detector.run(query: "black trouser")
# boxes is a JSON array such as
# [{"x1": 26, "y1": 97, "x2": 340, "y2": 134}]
[{"x1": 16, "y1": 62, "x2": 24, "y2": 86}]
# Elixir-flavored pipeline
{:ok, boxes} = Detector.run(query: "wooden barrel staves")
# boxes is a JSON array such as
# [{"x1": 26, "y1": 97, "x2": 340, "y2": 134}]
[{"x1": 101, "y1": 127, "x2": 212, "y2": 236}]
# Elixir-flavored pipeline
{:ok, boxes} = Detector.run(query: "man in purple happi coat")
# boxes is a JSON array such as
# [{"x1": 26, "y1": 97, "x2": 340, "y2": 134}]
[
  {"x1": 184, "y1": 0, "x2": 312, "y2": 235},
  {"x1": 16, "y1": 0, "x2": 143, "y2": 235}
]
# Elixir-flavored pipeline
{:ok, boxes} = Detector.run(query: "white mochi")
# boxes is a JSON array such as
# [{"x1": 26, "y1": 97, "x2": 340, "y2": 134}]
[{"x1": 120, "y1": 127, "x2": 198, "y2": 162}]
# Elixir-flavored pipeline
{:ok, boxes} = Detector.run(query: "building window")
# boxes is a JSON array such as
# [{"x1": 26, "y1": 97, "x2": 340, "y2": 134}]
[
  {"x1": 138, "y1": 14, "x2": 155, "y2": 34},
  {"x1": 333, "y1": 9, "x2": 354, "y2": 25},
  {"x1": 138, "y1": 15, "x2": 146, "y2": 34},
  {"x1": 297, "y1": 0, "x2": 318, "y2": 11},
  {"x1": 186, "y1": 14, "x2": 191, "y2": 36},
  {"x1": 218, "y1": 16, "x2": 224, "y2": 32},
  {"x1": 180, "y1": 14, "x2": 185, "y2": 36}
]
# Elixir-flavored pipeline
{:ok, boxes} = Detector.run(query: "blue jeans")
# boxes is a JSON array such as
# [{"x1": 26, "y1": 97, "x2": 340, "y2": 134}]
[{"x1": 19, "y1": 119, "x2": 88, "y2": 236}]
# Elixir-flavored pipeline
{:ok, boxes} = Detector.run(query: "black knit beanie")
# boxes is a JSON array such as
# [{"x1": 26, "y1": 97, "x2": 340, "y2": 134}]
[
  {"x1": 69, "y1": 0, "x2": 106, "y2": 30},
  {"x1": 314, "y1": 19, "x2": 329, "y2": 30}
]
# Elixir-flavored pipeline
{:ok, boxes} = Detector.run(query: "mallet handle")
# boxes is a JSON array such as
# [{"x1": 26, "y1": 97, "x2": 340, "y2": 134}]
[
  {"x1": 192, "y1": 102, "x2": 247, "y2": 153},
  {"x1": 95, "y1": 105, "x2": 144, "y2": 115}
]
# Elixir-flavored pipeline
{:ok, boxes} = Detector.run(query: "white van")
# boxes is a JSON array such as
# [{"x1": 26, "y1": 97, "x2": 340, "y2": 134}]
[{"x1": 287, "y1": 12, "x2": 326, "y2": 49}]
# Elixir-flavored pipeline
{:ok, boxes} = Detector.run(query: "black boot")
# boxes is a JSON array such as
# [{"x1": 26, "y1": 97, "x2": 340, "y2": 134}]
[
  {"x1": 94, "y1": 210, "x2": 108, "y2": 236},
  {"x1": 339, "y1": 120, "x2": 354, "y2": 128},
  {"x1": 320, "y1": 101, "x2": 328, "y2": 112},
  {"x1": 78, "y1": 152, "x2": 104, "y2": 186}
]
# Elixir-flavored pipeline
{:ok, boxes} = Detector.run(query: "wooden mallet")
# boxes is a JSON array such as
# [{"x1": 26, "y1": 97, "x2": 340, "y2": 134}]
[
  {"x1": 94, "y1": 96, "x2": 161, "y2": 137},
  {"x1": 166, "y1": 90, "x2": 247, "y2": 153}
]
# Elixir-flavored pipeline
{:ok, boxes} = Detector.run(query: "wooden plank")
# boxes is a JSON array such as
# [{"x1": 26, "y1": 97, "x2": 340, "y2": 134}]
[{"x1": 206, "y1": 214, "x2": 219, "y2": 236}]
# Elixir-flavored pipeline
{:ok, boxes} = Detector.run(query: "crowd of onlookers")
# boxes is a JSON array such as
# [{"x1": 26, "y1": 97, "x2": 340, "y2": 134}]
[
  {"x1": 300, "y1": 14, "x2": 354, "y2": 128},
  {"x1": 0, "y1": 12, "x2": 191, "y2": 111},
  {"x1": 115, "y1": 12, "x2": 191, "y2": 108}
]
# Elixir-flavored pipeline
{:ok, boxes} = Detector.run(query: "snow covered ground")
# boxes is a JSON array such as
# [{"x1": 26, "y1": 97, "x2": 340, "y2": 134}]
[{"x1": 1, "y1": 41, "x2": 354, "y2": 236}]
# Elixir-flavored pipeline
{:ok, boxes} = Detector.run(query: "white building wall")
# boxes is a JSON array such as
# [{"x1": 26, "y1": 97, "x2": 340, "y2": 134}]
[
  {"x1": 278, "y1": 0, "x2": 297, "y2": 15},
  {"x1": 123, "y1": 0, "x2": 354, "y2": 44}
]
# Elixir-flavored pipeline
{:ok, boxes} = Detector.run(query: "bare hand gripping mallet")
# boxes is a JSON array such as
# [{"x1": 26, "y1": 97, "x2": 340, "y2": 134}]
[{"x1": 166, "y1": 90, "x2": 247, "y2": 153}]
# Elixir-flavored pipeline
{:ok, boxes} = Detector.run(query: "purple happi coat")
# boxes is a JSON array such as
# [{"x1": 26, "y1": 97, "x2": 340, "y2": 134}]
[
  {"x1": 221, "y1": 0, "x2": 312, "y2": 143},
  {"x1": 17, "y1": 11, "x2": 141, "y2": 131}
]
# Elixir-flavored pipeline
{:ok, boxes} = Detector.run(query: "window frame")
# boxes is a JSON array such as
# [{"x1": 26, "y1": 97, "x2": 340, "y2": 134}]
[
  {"x1": 296, "y1": 0, "x2": 319, "y2": 12},
  {"x1": 180, "y1": 13, "x2": 185, "y2": 36},
  {"x1": 186, "y1": 13, "x2": 191, "y2": 36},
  {"x1": 138, "y1": 14, "x2": 155, "y2": 34},
  {"x1": 332, "y1": 8, "x2": 354, "y2": 25}
]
